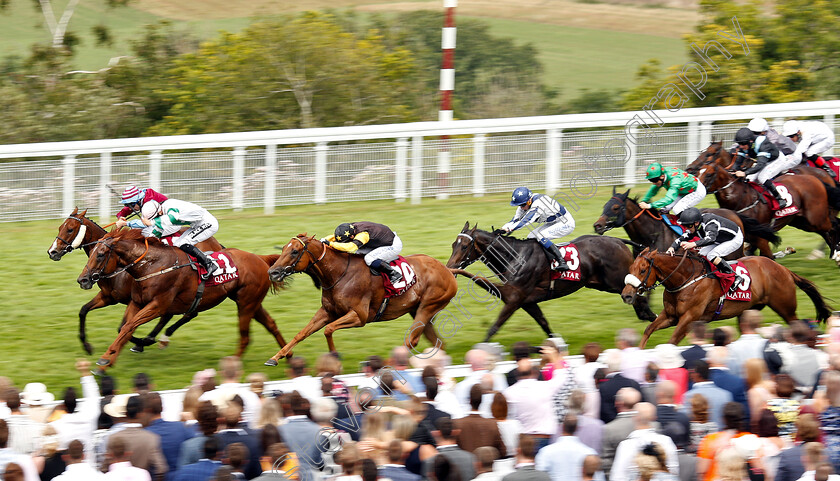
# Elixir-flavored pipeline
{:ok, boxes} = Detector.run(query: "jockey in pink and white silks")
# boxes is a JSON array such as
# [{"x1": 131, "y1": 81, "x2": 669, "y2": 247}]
[
  {"x1": 501, "y1": 187, "x2": 575, "y2": 271},
  {"x1": 119, "y1": 198, "x2": 222, "y2": 280}
]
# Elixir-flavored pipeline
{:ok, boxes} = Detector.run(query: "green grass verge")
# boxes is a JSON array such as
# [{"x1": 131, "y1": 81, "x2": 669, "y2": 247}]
[{"x1": 1, "y1": 188, "x2": 837, "y2": 395}]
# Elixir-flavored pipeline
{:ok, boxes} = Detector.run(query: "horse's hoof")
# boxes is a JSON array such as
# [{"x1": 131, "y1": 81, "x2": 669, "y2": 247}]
[
  {"x1": 158, "y1": 335, "x2": 170, "y2": 349},
  {"x1": 83, "y1": 343, "x2": 94, "y2": 356},
  {"x1": 130, "y1": 345, "x2": 144, "y2": 353},
  {"x1": 264, "y1": 358, "x2": 278, "y2": 367},
  {"x1": 90, "y1": 368, "x2": 106, "y2": 377},
  {"x1": 96, "y1": 358, "x2": 111, "y2": 367}
]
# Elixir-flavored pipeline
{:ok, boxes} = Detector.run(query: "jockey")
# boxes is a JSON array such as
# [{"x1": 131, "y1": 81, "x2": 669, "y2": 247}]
[
  {"x1": 115, "y1": 185, "x2": 167, "y2": 220},
  {"x1": 501, "y1": 186, "x2": 575, "y2": 271},
  {"x1": 666, "y1": 207, "x2": 745, "y2": 293},
  {"x1": 732, "y1": 127, "x2": 791, "y2": 208},
  {"x1": 783, "y1": 119, "x2": 836, "y2": 176},
  {"x1": 746, "y1": 118, "x2": 797, "y2": 155},
  {"x1": 639, "y1": 163, "x2": 706, "y2": 214},
  {"x1": 118, "y1": 199, "x2": 221, "y2": 280},
  {"x1": 321, "y1": 222, "x2": 404, "y2": 284}
]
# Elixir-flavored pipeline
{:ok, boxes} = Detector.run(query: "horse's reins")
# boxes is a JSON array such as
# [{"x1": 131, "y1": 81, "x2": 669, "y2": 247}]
[
  {"x1": 289, "y1": 237, "x2": 350, "y2": 290},
  {"x1": 455, "y1": 232, "x2": 479, "y2": 269},
  {"x1": 639, "y1": 250, "x2": 712, "y2": 294},
  {"x1": 89, "y1": 236, "x2": 151, "y2": 282},
  {"x1": 701, "y1": 165, "x2": 761, "y2": 213}
]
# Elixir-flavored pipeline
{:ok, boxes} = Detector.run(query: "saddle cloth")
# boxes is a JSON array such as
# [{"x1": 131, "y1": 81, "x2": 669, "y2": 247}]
[
  {"x1": 746, "y1": 181, "x2": 799, "y2": 218},
  {"x1": 712, "y1": 260, "x2": 752, "y2": 301},
  {"x1": 381, "y1": 256, "x2": 418, "y2": 298},
  {"x1": 190, "y1": 251, "x2": 239, "y2": 286},
  {"x1": 661, "y1": 213, "x2": 686, "y2": 236},
  {"x1": 549, "y1": 243, "x2": 582, "y2": 282},
  {"x1": 805, "y1": 156, "x2": 840, "y2": 181}
]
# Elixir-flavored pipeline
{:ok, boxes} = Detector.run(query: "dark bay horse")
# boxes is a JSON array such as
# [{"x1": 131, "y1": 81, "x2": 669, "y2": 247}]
[
  {"x1": 621, "y1": 248, "x2": 831, "y2": 348},
  {"x1": 593, "y1": 187, "x2": 781, "y2": 258},
  {"x1": 49, "y1": 208, "x2": 224, "y2": 354},
  {"x1": 76, "y1": 228, "x2": 287, "y2": 369},
  {"x1": 264, "y1": 235, "x2": 458, "y2": 365},
  {"x1": 445, "y1": 224, "x2": 657, "y2": 341},
  {"x1": 698, "y1": 162, "x2": 840, "y2": 260}
]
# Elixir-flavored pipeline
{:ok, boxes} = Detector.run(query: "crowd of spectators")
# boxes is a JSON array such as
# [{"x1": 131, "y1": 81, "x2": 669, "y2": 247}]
[{"x1": 2, "y1": 311, "x2": 840, "y2": 481}]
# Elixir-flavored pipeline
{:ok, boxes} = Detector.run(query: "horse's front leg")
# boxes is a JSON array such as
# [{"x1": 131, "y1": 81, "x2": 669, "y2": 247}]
[
  {"x1": 130, "y1": 314, "x2": 174, "y2": 353},
  {"x1": 98, "y1": 301, "x2": 165, "y2": 368},
  {"x1": 639, "y1": 309, "x2": 676, "y2": 349},
  {"x1": 265, "y1": 308, "x2": 332, "y2": 366},
  {"x1": 79, "y1": 292, "x2": 115, "y2": 355},
  {"x1": 323, "y1": 310, "x2": 365, "y2": 352}
]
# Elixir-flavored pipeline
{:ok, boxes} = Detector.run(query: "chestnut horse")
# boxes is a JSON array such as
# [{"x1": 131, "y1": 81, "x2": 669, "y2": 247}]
[
  {"x1": 593, "y1": 188, "x2": 781, "y2": 259},
  {"x1": 77, "y1": 228, "x2": 287, "y2": 369},
  {"x1": 49, "y1": 208, "x2": 223, "y2": 354},
  {"x1": 263, "y1": 235, "x2": 457, "y2": 365},
  {"x1": 621, "y1": 248, "x2": 831, "y2": 348},
  {"x1": 446, "y1": 225, "x2": 657, "y2": 341},
  {"x1": 698, "y1": 162, "x2": 840, "y2": 260}
]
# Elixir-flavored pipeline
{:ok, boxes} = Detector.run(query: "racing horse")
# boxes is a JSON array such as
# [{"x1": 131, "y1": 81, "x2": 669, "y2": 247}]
[
  {"x1": 698, "y1": 162, "x2": 840, "y2": 262},
  {"x1": 263, "y1": 235, "x2": 457, "y2": 365},
  {"x1": 445, "y1": 224, "x2": 657, "y2": 341},
  {"x1": 593, "y1": 187, "x2": 781, "y2": 258},
  {"x1": 48, "y1": 208, "x2": 224, "y2": 354},
  {"x1": 76, "y1": 228, "x2": 287, "y2": 369},
  {"x1": 622, "y1": 247, "x2": 831, "y2": 348}
]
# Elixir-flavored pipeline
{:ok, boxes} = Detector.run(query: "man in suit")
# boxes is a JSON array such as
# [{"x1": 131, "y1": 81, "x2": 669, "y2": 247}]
[
  {"x1": 279, "y1": 392, "x2": 324, "y2": 480},
  {"x1": 108, "y1": 396, "x2": 168, "y2": 480},
  {"x1": 379, "y1": 440, "x2": 422, "y2": 481},
  {"x1": 172, "y1": 438, "x2": 222, "y2": 481},
  {"x1": 455, "y1": 385, "x2": 506, "y2": 455},
  {"x1": 601, "y1": 388, "x2": 640, "y2": 479},
  {"x1": 727, "y1": 310, "x2": 767, "y2": 377},
  {"x1": 143, "y1": 393, "x2": 193, "y2": 481},
  {"x1": 473, "y1": 447, "x2": 502, "y2": 481},
  {"x1": 707, "y1": 346, "x2": 749, "y2": 424},
  {"x1": 410, "y1": 377, "x2": 449, "y2": 447},
  {"x1": 598, "y1": 351, "x2": 642, "y2": 424},
  {"x1": 424, "y1": 417, "x2": 477, "y2": 481},
  {"x1": 214, "y1": 397, "x2": 261, "y2": 479},
  {"x1": 776, "y1": 414, "x2": 821, "y2": 481},
  {"x1": 680, "y1": 322, "x2": 708, "y2": 372},
  {"x1": 682, "y1": 360, "x2": 732, "y2": 429},
  {"x1": 535, "y1": 415, "x2": 597, "y2": 481},
  {"x1": 655, "y1": 381, "x2": 690, "y2": 451},
  {"x1": 502, "y1": 435, "x2": 551, "y2": 481}
]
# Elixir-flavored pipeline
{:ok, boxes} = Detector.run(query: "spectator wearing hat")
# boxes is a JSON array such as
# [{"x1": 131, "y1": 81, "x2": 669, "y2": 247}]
[
  {"x1": 108, "y1": 395, "x2": 167, "y2": 479},
  {"x1": 654, "y1": 344, "x2": 687, "y2": 404},
  {"x1": 52, "y1": 439, "x2": 104, "y2": 481},
  {"x1": 4, "y1": 387, "x2": 45, "y2": 456},
  {"x1": 21, "y1": 383, "x2": 56, "y2": 425},
  {"x1": 0, "y1": 419, "x2": 40, "y2": 481}
]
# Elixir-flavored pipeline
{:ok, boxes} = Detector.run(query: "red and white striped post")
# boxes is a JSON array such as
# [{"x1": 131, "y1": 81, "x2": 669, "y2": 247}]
[{"x1": 437, "y1": 0, "x2": 456, "y2": 199}]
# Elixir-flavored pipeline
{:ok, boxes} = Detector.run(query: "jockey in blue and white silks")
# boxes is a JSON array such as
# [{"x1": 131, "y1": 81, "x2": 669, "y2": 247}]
[{"x1": 501, "y1": 187, "x2": 575, "y2": 271}]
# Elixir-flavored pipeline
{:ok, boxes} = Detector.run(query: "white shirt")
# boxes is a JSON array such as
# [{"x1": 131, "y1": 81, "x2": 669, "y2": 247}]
[
  {"x1": 200, "y1": 382, "x2": 261, "y2": 429},
  {"x1": 53, "y1": 461, "x2": 106, "y2": 481},
  {"x1": 473, "y1": 471, "x2": 504, "y2": 481},
  {"x1": 435, "y1": 389, "x2": 466, "y2": 420},
  {"x1": 796, "y1": 471, "x2": 840, "y2": 481},
  {"x1": 610, "y1": 429, "x2": 679, "y2": 481},
  {"x1": 535, "y1": 435, "x2": 597, "y2": 481},
  {"x1": 5, "y1": 414, "x2": 44, "y2": 455},
  {"x1": 104, "y1": 461, "x2": 151, "y2": 481},
  {"x1": 503, "y1": 369, "x2": 570, "y2": 436},
  {"x1": 285, "y1": 375, "x2": 323, "y2": 403},
  {"x1": 0, "y1": 448, "x2": 40, "y2": 481},
  {"x1": 497, "y1": 419, "x2": 524, "y2": 457},
  {"x1": 454, "y1": 370, "x2": 508, "y2": 411},
  {"x1": 618, "y1": 347, "x2": 648, "y2": 384},
  {"x1": 51, "y1": 375, "x2": 101, "y2": 461}
]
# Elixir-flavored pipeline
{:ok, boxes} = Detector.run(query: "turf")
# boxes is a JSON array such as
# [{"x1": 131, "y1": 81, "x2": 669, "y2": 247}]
[{"x1": 2, "y1": 188, "x2": 837, "y2": 395}]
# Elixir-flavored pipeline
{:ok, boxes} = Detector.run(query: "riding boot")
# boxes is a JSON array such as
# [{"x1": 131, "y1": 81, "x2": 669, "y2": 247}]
[
  {"x1": 810, "y1": 155, "x2": 835, "y2": 177},
  {"x1": 540, "y1": 238, "x2": 568, "y2": 271},
  {"x1": 714, "y1": 258, "x2": 742, "y2": 293},
  {"x1": 371, "y1": 259, "x2": 404, "y2": 284},
  {"x1": 763, "y1": 180, "x2": 789, "y2": 208},
  {"x1": 179, "y1": 243, "x2": 220, "y2": 281}
]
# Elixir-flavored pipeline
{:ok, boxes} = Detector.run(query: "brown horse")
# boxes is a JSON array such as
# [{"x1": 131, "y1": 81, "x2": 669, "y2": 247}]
[
  {"x1": 49, "y1": 208, "x2": 223, "y2": 354},
  {"x1": 697, "y1": 162, "x2": 840, "y2": 260},
  {"x1": 263, "y1": 235, "x2": 458, "y2": 365},
  {"x1": 621, "y1": 248, "x2": 831, "y2": 348},
  {"x1": 76, "y1": 228, "x2": 287, "y2": 369}
]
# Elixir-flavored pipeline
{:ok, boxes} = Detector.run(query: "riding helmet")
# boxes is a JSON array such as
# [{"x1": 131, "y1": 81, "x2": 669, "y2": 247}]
[
  {"x1": 645, "y1": 163, "x2": 664, "y2": 180},
  {"x1": 677, "y1": 207, "x2": 703, "y2": 225},
  {"x1": 510, "y1": 187, "x2": 532, "y2": 206},
  {"x1": 782, "y1": 120, "x2": 800, "y2": 137},
  {"x1": 747, "y1": 118, "x2": 768, "y2": 134},
  {"x1": 121, "y1": 185, "x2": 143, "y2": 205},
  {"x1": 141, "y1": 200, "x2": 162, "y2": 219},
  {"x1": 334, "y1": 223, "x2": 356, "y2": 242},
  {"x1": 734, "y1": 127, "x2": 756, "y2": 145}
]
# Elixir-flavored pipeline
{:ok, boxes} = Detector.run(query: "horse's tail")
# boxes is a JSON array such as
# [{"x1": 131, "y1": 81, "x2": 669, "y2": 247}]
[
  {"x1": 736, "y1": 214, "x2": 781, "y2": 246},
  {"x1": 792, "y1": 272, "x2": 832, "y2": 322},
  {"x1": 824, "y1": 183, "x2": 840, "y2": 210},
  {"x1": 448, "y1": 268, "x2": 504, "y2": 298}
]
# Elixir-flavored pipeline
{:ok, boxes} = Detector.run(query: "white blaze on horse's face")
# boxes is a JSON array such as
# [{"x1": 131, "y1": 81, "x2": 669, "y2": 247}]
[
  {"x1": 624, "y1": 274, "x2": 642, "y2": 288},
  {"x1": 71, "y1": 225, "x2": 87, "y2": 249}
]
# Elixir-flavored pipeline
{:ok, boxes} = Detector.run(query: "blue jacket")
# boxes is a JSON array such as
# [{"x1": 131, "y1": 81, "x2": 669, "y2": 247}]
[
  {"x1": 171, "y1": 459, "x2": 222, "y2": 481},
  {"x1": 379, "y1": 465, "x2": 422, "y2": 481},
  {"x1": 146, "y1": 419, "x2": 195, "y2": 481},
  {"x1": 682, "y1": 382, "x2": 733, "y2": 430},
  {"x1": 709, "y1": 368, "x2": 750, "y2": 426}
]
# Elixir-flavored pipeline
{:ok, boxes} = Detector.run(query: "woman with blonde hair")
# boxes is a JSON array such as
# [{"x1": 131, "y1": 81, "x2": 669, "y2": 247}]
[
  {"x1": 744, "y1": 359, "x2": 774, "y2": 429},
  {"x1": 715, "y1": 448, "x2": 749, "y2": 481},
  {"x1": 180, "y1": 385, "x2": 204, "y2": 426},
  {"x1": 256, "y1": 397, "x2": 283, "y2": 429},
  {"x1": 359, "y1": 411, "x2": 393, "y2": 465},
  {"x1": 635, "y1": 443, "x2": 675, "y2": 481}
]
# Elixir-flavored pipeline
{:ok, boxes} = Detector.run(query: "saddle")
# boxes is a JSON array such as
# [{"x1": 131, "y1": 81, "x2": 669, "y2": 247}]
[
  {"x1": 745, "y1": 181, "x2": 799, "y2": 217},
  {"x1": 805, "y1": 156, "x2": 840, "y2": 181},
  {"x1": 659, "y1": 213, "x2": 686, "y2": 236}
]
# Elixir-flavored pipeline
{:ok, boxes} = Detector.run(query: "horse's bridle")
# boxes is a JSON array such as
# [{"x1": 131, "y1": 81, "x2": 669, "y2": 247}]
[
  {"x1": 87, "y1": 236, "x2": 150, "y2": 282},
  {"x1": 602, "y1": 195, "x2": 662, "y2": 231},
  {"x1": 631, "y1": 250, "x2": 709, "y2": 296},
  {"x1": 54, "y1": 215, "x2": 90, "y2": 255},
  {"x1": 282, "y1": 237, "x2": 348, "y2": 290},
  {"x1": 454, "y1": 232, "x2": 480, "y2": 269}
]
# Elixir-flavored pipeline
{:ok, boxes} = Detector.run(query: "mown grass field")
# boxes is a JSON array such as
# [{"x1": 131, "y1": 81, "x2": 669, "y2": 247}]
[
  {"x1": 1, "y1": 189, "x2": 837, "y2": 395},
  {"x1": 0, "y1": 0, "x2": 688, "y2": 99}
]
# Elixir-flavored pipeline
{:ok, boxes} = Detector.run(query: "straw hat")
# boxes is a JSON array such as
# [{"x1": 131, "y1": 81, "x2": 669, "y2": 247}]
[
  {"x1": 655, "y1": 343, "x2": 684, "y2": 370},
  {"x1": 103, "y1": 394, "x2": 135, "y2": 418},
  {"x1": 20, "y1": 383, "x2": 55, "y2": 406}
]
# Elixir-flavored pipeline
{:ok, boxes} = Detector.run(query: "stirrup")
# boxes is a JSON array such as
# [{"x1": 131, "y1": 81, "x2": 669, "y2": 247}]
[{"x1": 550, "y1": 259, "x2": 567, "y2": 271}]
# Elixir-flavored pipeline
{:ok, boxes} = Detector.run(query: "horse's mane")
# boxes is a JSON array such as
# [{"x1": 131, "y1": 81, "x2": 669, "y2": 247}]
[
  {"x1": 104, "y1": 227, "x2": 166, "y2": 247},
  {"x1": 472, "y1": 227, "x2": 540, "y2": 245},
  {"x1": 68, "y1": 208, "x2": 106, "y2": 232}
]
